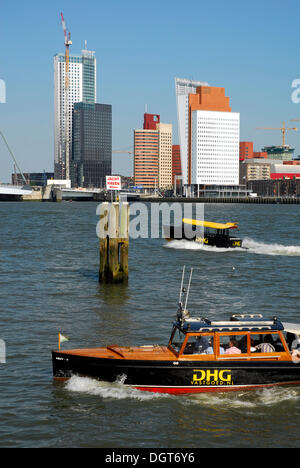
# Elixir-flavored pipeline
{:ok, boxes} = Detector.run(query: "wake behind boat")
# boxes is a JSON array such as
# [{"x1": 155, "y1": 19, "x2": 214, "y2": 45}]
[
  {"x1": 52, "y1": 268, "x2": 300, "y2": 394},
  {"x1": 164, "y1": 219, "x2": 243, "y2": 248}
]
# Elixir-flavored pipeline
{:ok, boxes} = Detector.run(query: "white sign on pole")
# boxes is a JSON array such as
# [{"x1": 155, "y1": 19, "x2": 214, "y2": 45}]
[{"x1": 106, "y1": 175, "x2": 121, "y2": 191}]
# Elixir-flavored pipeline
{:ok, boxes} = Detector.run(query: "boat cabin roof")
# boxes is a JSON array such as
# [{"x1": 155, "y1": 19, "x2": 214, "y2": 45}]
[
  {"x1": 175, "y1": 313, "x2": 284, "y2": 334},
  {"x1": 182, "y1": 219, "x2": 238, "y2": 230}
]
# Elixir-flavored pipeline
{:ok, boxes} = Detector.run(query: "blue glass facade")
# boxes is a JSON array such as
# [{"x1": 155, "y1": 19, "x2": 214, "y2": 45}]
[{"x1": 72, "y1": 103, "x2": 112, "y2": 188}]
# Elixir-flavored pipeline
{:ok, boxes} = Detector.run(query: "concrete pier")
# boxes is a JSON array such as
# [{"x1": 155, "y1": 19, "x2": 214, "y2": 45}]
[{"x1": 99, "y1": 202, "x2": 129, "y2": 283}]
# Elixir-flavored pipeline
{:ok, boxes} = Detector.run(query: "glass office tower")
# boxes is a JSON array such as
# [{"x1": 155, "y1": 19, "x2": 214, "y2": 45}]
[
  {"x1": 54, "y1": 49, "x2": 96, "y2": 180},
  {"x1": 72, "y1": 103, "x2": 112, "y2": 188}
]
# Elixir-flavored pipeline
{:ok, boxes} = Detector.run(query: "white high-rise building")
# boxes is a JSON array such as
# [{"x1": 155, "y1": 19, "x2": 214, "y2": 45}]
[
  {"x1": 191, "y1": 110, "x2": 240, "y2": 186},
  {"x1": 54, "y1": 48, "x2": 96, "y2": 179},
  {"x1": 175, "y1": 77, "x2": 209, "y2": 186}
]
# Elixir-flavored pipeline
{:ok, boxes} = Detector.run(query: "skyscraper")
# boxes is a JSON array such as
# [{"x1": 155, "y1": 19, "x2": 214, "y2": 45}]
[
  {"x1": 175, "y1": 78, "x2": 209, "y2": 186},
  {"x1": 54, "y1": 48, "x2": 96, "y2": 180},
  {"x1": 72, "y1": 102, "x2": 112, "y2": 188},
  {"x1": 134, "y1": 114, "x2": 172, "y2": 189},
  {"x1": 190, "y1": 86, "x2": 240, "y2": 186}
]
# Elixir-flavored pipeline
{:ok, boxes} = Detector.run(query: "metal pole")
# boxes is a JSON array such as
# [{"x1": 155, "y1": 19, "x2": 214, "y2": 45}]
[{"x1": 0, "y1": 130, "x2": 27, "y2": 185}]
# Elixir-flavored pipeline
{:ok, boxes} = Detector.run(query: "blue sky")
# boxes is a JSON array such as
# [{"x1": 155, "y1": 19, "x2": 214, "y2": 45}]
[{"x1": 1, "y1": 0, "x2": 300, "y2": 182}]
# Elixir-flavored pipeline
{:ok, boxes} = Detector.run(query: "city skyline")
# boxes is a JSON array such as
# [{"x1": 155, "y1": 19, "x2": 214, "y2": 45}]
[{"x1": 1, "y1": 0, "x2": 300, "y2": 183}]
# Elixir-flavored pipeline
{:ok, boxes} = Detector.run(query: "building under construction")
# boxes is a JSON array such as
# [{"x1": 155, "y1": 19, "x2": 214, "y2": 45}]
[
  {"x1": 262, "y1": 145, "x2": 295, "y2": 161},
  {"x1": 54, "y1": 13, "x2": 96, "y2": 180}
]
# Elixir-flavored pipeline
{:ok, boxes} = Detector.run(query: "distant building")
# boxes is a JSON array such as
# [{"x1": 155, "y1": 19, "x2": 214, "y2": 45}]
[
  {"x1": 72, "y1": 102, "x2": 112, "y2": 188},
  {"x1": 12, "y1": 172, "x2": 54, "y2": 186},
  {"x1": 240, "y1": 158, "x2": 300, "y2": 182},
  {"x1": 157, "y1": 123, "x2": 172, "y2": 188},
  {"x1": 239, "y1": 142, "x2": 253, "y2": 161},
  {"x1": 143, "y1": 113, "x2": 160, "y2": 130},
  {"x1": 190, "y1": 86, "x2": 240, "y2": 186},
  {"x1": 240, "y1": 159, "x2": 271, "y2": 183},
  {"x1": 175, "y1": 77, "x2": 209, "y2": 186},
  {"x1": 172, "y1": 145, "x2": 182, "y2": 186},
  {"x1": 249, "y1": 178, "x2": 300, "y2": 197},
  {"x1": 134, "y1": 128, "x2": 159, "y2": 189},
  {"x1": 134, "y1": 114, "x2": 172, "y2": 189},
  {"x1": 262, "y1": 145, "x2": 295, "y2": 161},
  {"x1": 253, "y1": 151, "x2": 267, "y2": 159},
  {"x1": 54, "y1": 48, "x2": 96, "y2": 180}
]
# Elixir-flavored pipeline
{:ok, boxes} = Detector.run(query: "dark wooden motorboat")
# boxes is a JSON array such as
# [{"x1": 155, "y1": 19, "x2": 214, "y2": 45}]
[{"x1": 52, "y1": 269, "x2": 300, "y2": 394}]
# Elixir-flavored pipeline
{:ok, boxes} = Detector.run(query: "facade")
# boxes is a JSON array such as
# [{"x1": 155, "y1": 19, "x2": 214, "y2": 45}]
[
  {"x1": 157, "y1": 123, "x2": 172, "y2": 188},
  {"x1": 54, "y1": 48, "x2": 96, "y2": 180},
  {"x1": 11, "y1": 172, "x2": 54, "y2": 186},
  {"x1": 253, "y1": 151, "x2": 267, "y2": 159},
  {"x1": 239, "y1": 142, "x2": 253, "y2": 161},
  {"x1": 270, "y1": 163, "x2": 300, "y2": 180},
  {"x1": 144, "y1": 113, "x2": 160, "y2": 130},
  {"x1": 172, "y1": 145, "x2": 182, "y2": 186},
  {"x1": 240, "y1": 159, "x2": 271, "y2": 183},
  {"x1": 249, "y1": 178, "x2": 300, "y2": 197},
  {"x1": 134, "y1": 115, "x2": 173, "y2": 189},
  {"x1": 134, "y1": 129, "x2": 159, "y2": 189},
  {"x1": 72, "y1": 103, "x2": 112, "y2": 188},
  {"x1": 189, "y1": 87, "x2": 240, "y2": 186},
  {"x1": 175, "y1": 77, "x2": 209, "y2": 185},
  {"x1": 262, "y1": 145, "x2": 295, "y2": 161}
]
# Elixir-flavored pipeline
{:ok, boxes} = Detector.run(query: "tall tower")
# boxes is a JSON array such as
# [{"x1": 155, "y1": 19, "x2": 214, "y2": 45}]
[
  {"x1": 54, "y1": 48, "x2": 96, "y2": 180},
  {"x1": 190, "y1": 86, "x2": 240, "y2": 186}
]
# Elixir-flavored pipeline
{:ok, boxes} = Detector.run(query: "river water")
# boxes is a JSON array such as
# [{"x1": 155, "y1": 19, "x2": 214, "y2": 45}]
[{"x1": 1, "y1": 201, "x2": 300, "y2": 448}]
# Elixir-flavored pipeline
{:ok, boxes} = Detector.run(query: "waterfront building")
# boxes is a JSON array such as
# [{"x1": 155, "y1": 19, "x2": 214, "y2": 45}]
[
  {"x1": 134, "y1": 128, "x2": 159, "y2": 189},
  {"x1": 11, "y1": 172, "x2": 54, "y2": 186},
  {"x1": 157, "y1": 123, "x2": 172, "y2": 188},
  {"x1": 175, "y1": 77, "x2": 209, "y2": 186},
  {"x1": 190, "y1": 86, "x2": 240, "y2": 187},
  {"x1": 54, "y1": 48, "x2": 96, "y2": 180},
  {"x1": 240, "y1": 159, "x2": 271, "y2": 183},
  {"x1": 134, "y1": 114, "x2": 172, "y2": 189},
  {"x1": 72, "y1": 102, "x2": 112, "y2": 188}
]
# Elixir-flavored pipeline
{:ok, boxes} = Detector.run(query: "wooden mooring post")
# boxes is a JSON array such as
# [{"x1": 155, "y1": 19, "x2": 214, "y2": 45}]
[{"x1": 98, "y1": 202, "x2": 129, "y2": 283}]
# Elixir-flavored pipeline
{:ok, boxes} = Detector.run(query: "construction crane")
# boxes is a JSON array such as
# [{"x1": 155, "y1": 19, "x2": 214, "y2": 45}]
[
  {"x1": 60, "y1": 12, "x2": 72, "y2": 180},
  {"x1": 256, "y1": 121, "x2": 297, "y2": 147}
]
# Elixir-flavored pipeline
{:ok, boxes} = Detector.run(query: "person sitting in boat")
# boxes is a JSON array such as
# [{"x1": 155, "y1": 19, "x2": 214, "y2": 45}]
[
  {"x1": 291, "y1": 334, "x2": 300, "y2": 351},
  {"x1": 206, "y1": 338, "x2": 225, "y2": 355},
  {"x1": 225, "y1": 338, "x2": 241, "y2": 354},
  {"x1": 255, "y1": 335, "x2": 275, "y2": 353},
  {"x1": 193, "y1": 336, "x2": 210, "y2": 354}
]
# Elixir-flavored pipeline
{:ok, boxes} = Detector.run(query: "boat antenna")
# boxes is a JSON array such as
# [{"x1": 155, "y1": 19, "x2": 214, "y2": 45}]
[
  {"x1": 184, "y1": 268, "x2": 193, "y2": 311},
  {"x1": 179, "y1": 265, "x2": 186, "y2": 306}
]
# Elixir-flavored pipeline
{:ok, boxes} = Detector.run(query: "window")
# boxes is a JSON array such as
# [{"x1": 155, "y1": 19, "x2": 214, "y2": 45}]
[
  {"x1": 219, "y1": 334, "x2": 248, "y2": 354},
  {"x1": 250, "y1": 333, "x2": 284, "y2": 353},
  {"x1": 184, "y1": 334, "x2": 214, "y2": 355}
]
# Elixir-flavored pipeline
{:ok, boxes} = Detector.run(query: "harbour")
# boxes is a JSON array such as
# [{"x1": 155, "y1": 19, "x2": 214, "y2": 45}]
[{"x1": 1, "y1": 201, "x2": 300, "y2": 447}]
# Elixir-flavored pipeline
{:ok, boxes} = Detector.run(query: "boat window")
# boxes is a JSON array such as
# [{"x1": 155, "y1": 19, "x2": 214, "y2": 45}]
[
  {"x1": 169, "y1": 327, "x2": 185, "y2": 353},
  {"x1": 183, "y1": 334, "x2": 214, "y2": 355},
  {"x1": 250, "y1": 333, "x2": 284, "y2": 353},
  {"x1": 219, "y1": 334, "x2": 247, "y2": 354}
]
